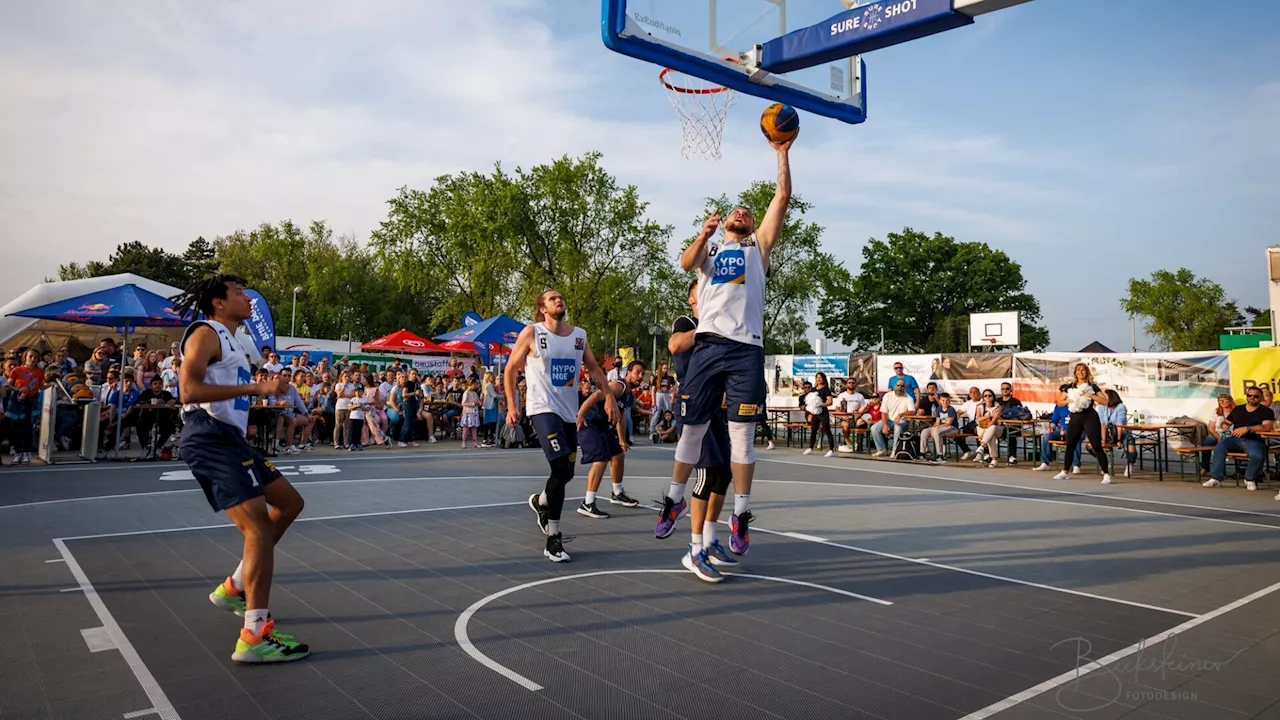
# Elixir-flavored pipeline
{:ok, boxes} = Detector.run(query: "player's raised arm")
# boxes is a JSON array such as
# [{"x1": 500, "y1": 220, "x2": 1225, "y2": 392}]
[
  {"x1": 680, "y1": 209, "x2": 721, "y2": 271},
  {"x1": 756, "y1": 136, "x2": 795, "y2": 264},
  {"x1": 504, "y1": 326, "x2": 534, "y2": 426}
]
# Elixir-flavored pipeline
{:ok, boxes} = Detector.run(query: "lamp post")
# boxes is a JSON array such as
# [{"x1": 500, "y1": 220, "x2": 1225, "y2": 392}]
[{"x1": 290, "y1": 286, "x2": 302, "y2": 337}]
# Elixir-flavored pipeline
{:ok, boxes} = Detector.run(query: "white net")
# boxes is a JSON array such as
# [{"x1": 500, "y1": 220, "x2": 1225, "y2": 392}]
[{"x1": 660, "y1": 68, "x2": 736, "y2": 160}]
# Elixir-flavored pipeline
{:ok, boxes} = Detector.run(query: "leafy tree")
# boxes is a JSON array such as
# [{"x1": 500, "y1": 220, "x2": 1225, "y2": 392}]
[
  {"x1": 182, "y1": 237, "x2": 219, "y2": 281},
  {"x1": 1244, "y1": 306, "x2": 1272, "y2": 330},
  {"x1": 372, "y1": 153, "x2": 673, "y2": 353},
  {"x1": 698, "y1": 183, "x2": 845, "y2": 355},
  {"x1": 1120, "y1": 269, "x2": 1243, "y2": 351},
  {"x1": 58, "y1": 241, "x2": 192, "y2": 288},
  {"x1": 818, "y1": 228, "x2": 1049, "y2": 352}
]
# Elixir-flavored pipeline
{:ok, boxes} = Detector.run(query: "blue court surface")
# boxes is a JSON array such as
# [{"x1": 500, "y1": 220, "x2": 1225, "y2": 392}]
[{"x1": 6, "y1": 446, "x2": 1280, "y2": 720}]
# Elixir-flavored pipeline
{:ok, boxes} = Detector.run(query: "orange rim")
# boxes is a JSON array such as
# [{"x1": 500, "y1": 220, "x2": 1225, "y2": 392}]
[{"x1": 658, "y1": 59, "x2": 739, "y2": 95}]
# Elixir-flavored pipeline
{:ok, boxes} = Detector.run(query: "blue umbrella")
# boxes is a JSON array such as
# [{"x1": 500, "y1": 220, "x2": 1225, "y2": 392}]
[
  {"x1": 13, "y1": 284, "x2": 188, "y2": 459},
  {"x1": 435, "y1": 314, "x2": 526, "y2": 366}
]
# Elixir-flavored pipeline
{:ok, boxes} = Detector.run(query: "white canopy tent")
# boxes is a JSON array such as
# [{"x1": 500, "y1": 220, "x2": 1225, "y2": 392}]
[{"x1": 0, "y1": 274, "x2": 256, "y2": 358}]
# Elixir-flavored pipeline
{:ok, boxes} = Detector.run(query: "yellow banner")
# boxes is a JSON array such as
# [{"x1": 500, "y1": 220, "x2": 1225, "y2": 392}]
[{"x1": 1228, "y1": 347, "x2": 1280, "y2": 401}]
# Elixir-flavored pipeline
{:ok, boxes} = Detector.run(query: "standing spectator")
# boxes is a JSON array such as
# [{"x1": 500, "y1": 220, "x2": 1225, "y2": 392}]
[
  {"x1": 333, "y1": 370, "x2": 357, "y2": 449},
  {"x1": 481, "y1": 371, "x2": 499, "y2": 447},
  {"x1": 262, "y1": 352, "x2": 284, "y2": 373},
  {"x1": 85, "y1": 347, "x2": 110, "y2": 388},
  {"x1": 1053, "y1": 364, "x2": 1113, "y2": 484},
  {"x1": 5, "y1": 349, "x2": 45, "y2": 464},
  {"x1": 801, "y1": 373, "x2": 835, "y2": 457},
  {"x1": 345, "y1": 380, "x2": 366, "y2": 452},
  {"x1": 398, "y1": 369, "x2": 420, "y2": 446},
  {"x1": 160, "y1": 342, "x2": 181, "y2": 370},
  {"x1": 362, "y1": 374, "x2": 389, "y2": 448},
  {"x1": 138, "y1": 351, "x2": 161, "y2": 387},
  {"x1": 460, "y1": 379, "x2": 481, "y2": 449},
  {"x1": 1203, "y1": 387, "x2": 1274, "y2": 491},
  {"x1": 885, "y1": 362, "x2": 920, "y2": 403}
]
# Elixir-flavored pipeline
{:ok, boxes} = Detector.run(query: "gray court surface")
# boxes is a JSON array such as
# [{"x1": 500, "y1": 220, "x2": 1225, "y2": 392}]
[{"x1": 5, "y1": 447, "x2": 1280, "y2": 720}]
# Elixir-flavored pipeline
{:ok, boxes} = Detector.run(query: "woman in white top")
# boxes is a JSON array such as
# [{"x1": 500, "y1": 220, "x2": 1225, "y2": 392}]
[
  {"x1": 1054, "y1": 363, "x2": 1113, "y2": 484},
  {"x1": 481, "y1": 371, "x2": 499, "y2": 447},
  {"x1": 333, "y1": 370, "x2": 358, "y2": 449},
  {"x1": 361, "y1": 373, "x2": 389, "y2": 447}
]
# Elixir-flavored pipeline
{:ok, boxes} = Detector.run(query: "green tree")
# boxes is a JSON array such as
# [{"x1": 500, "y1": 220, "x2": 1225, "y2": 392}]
[
  {"x1": 58, "y1": 241, "x2": 192, "y2": 287},
  {"x1": 371, "y1": 152, "x2": 674, "y2": 354},
  {"x1": 818, "y1": 228, "x2": 1049, "y2": 352},
  {"x1": 1120, "y1": 268, "x2": 1243, "y2": 351},
  {"x1": 699, "y1": 183, "x2": 846, "y2": 355}
]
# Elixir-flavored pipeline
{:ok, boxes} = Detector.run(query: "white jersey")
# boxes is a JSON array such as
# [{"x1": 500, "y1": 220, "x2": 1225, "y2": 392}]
[
  {"x1": 696, "y1": 235, "x2": 766, "y2": 347},
  {"x1": 180, "y1": 319, "x2": 252, "y2": 435},
  {"x1": 525, "y1": 323, "x2": 587, "y2": 423}
]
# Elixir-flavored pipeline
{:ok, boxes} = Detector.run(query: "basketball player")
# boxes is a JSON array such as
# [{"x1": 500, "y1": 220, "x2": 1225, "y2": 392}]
[
  {"x1": 576, "y1": 360, "x2": 645, "y2": 519},
  {"x1": 505, "y1": 289, "x2": 617, "y2": 562},
  {"x1": 657, "y1": 280, "x2": 738, "y2": 582},
  {"x1": 172, "y1": 275, "x2": 309, "y2": 663},
  {"x1": 665, "y1": 134, "x2": 794, "y2": 561}
]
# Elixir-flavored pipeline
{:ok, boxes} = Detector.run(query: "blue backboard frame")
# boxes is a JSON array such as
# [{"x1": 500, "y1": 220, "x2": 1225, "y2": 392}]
[{"x1": 601, "y1": 0, "x2": 868, "y2": 125}]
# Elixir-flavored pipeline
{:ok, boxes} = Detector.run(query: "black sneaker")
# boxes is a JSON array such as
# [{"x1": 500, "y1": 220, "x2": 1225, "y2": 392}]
[
  {"x1": 529, "y1": 494, "x2": 549, "y2": 535},
  {"x1": 544, "y1": 533, "x2": 571, "y2": 563},
  {"x1": 576, "y1": 501, "x2": 610, "y2": 519},
  {"x1": 609, "y1": 490, "x2": 639, "y2": 507}
]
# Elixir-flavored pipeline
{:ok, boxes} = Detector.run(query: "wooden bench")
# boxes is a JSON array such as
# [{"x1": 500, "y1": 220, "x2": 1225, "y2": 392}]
[{"x1": 1172, "y1": 445, "x2": 1215, "y2": 480}]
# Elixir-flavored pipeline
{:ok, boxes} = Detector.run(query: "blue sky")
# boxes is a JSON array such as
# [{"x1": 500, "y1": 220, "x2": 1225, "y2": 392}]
[{"x1": 1, "y1": 0, "x2": 1275, "y2": 352}]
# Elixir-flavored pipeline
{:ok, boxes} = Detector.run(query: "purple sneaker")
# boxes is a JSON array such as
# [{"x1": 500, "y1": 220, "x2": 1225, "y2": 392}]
[
  {"x1": 654, "y1": 497, "x2": 688, "y2": 539},
  {"x1": 729, "y1": 511, "x2": 753, "y2": 556}
]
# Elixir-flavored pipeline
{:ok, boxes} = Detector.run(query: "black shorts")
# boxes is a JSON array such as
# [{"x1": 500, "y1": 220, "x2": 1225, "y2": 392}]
[
  {"x1": 678, "y1": 335, "x2": 766, "y2": 424},
  {"x1": 179, "y1": 409, "x2": 284, "y2": 512},
  {"x1": 578, "y1": 423, "x2": 623, "y2": 465},
  {"x1": 696, "y1": 409, "x2": 730, "y2": 469},
  {"x1": 531, "y1": 413, "x2": 577, "y2": 463}
]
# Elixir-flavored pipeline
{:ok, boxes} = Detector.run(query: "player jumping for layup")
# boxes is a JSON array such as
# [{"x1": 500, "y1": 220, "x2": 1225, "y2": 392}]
[
  {"x1": 173, "y1": 275, "x2": 309, "y2": 663},
  {"x1": 663, "y1": 134, "x2": 793, "y2": 562},
  {"x1": 505, "y1": 289, "x2": 616, "y2": 562}
]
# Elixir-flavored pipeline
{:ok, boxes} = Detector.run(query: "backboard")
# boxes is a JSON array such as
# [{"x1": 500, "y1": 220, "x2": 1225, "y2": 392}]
[
  {"x1": 603, "y1": 0, "x2": 869, "y2": 124},
  {"x1": 969, "y1": 311, "x2": 1020, "y2": 348}
]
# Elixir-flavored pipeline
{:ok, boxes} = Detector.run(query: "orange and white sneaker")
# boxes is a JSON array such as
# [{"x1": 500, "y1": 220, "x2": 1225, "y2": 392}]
[{"x1": 231, "y1": 620, "x2": 310, "y2": 663}]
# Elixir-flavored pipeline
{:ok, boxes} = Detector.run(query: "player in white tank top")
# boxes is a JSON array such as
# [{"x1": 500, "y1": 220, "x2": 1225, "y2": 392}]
[
  {"x1": 172, "y1": 275, "x2": 310, "y2": 663},
  {"x1": 664, "y1": 135, "x2": 795, "y2": 581},
  {"x1": 504, "y1": 289, "x2": 616, "y2": 563}
]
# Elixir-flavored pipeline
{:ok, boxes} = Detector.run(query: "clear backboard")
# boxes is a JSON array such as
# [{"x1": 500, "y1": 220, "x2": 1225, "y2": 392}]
[
  {"x1": 603, "y1": 0, "x2": 869, "y2": 125},
  {"x1": 969, "y1": 311, "x2": 1021, "y2": 348}
]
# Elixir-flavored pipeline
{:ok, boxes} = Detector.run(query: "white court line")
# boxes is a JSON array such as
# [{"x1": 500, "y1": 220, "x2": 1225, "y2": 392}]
[
  {"x1": 754, "y1": 477, "x2": 1280, "y2": 531},
  {"x1": 0, "y1": 448, "x2": 541, "y2": 475},
  {"x1": 453, "y1": 568, "x2": 891, "y2": 691},
  {"x1": 54, "y1": 538, "x2": 180, "y2": 720},
  {"x1": 123, "y1": 710, "x2": 159, "y2": 719},
  {"x1": 958, "y1": 577, "x2": 1280, "y2": 719},
  {"x1": 45, "y1": 558, "x2": 66, "y2": 563}
]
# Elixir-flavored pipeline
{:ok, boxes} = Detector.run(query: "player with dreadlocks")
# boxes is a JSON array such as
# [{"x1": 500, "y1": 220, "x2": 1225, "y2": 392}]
[{"x1": 173, "y1": 274, "x2": 310, "y2": 663}]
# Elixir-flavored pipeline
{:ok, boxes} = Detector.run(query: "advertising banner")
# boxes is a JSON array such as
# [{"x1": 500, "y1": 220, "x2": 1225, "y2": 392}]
[
  {"x1": 876, "y1": 354, "x2": 940, "y2": 393},
  {"x1": 411, "y1": 356, "x2": 477, "y2": 376},
  {"x1": 243, "y1": 289, "x2": 276, "y2": 356},
  {"x1": 1228, "y1": 347, "x2": 1280, "y2": 401},
  {"x1": 791, "y1": 354, "x2": 850, "y2": 378}
]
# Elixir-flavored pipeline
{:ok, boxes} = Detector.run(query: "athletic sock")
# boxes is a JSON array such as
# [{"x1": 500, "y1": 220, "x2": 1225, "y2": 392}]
[
  {"x1": 231, "y1": 561, "x2": 244, "y2": 591},
  {"x1": 611, "y1": 483, "x2": 623, "y2": 494},
  {"x1": 584, "y1": 491, "x2": 597, "y2": 505},
  {"x1": 733, "y1": 495, "x2": 750, "y2": 516},
  {"x1": 538, "y1": 491, "x2": 549, "y2": 507},
  {"x1": 547, "y1": 519, "x2": 560, "y2": 536},
  {"x1": 703, "y1": 522, "x2": 717, "y2": 547},
  {"x1": 690, "y1": 534, "x2": 703, "y2": 554},
  {"x1": 244, "y1": 608, "x2": 269, "y2": 637},
  {"x1": 668, "y1": 483, "x2": 686, "y2": 503}
]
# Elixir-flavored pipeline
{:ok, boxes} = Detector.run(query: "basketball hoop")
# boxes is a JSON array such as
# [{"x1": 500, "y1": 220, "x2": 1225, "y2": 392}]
[
  {"x1": 660, "y1": 66, "x2": 736, "y2": 160},
  {"x1": 982, "y1": 338, "x2": 999, "y2": 345}
]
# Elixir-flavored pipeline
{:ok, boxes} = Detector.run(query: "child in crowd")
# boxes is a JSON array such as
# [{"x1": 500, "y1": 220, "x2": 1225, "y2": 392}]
[{"x1": 460, "y1": 379, "x2": 481, "y2": 448}]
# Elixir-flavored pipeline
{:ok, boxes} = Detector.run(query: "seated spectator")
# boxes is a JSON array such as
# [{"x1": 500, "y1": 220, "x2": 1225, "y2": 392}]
[
  {"x1": 1199, "y1": 394, "x2": 1234, "y2": 475},
  {"x1": 835, "y1": 384, "x2": 868, "y2": 453},
  {"x1": 1203, "y1": 388, "x2": 1274, "y2": 491},
  {"x1": 651, "y1": 410, "x2": 677, "y2": 443},
  {"x1": 919, "y1": 392, "x2": 959, "y2": 463},
  {"x1": 974, "y1": 390, "x2": 1003, "y2": 466},
  {"x1": 133, "y1": 375, "x2": 177, "y2": 459},
  {"x1": 871, "y1": 379, "x2": 915, "y2": 456},
  {"x1": 995, "y1": 382, "x2": 1026, "y2": 465},
  {"x1": 918, "y1": 382, "x2": 940, "y2": 416}
]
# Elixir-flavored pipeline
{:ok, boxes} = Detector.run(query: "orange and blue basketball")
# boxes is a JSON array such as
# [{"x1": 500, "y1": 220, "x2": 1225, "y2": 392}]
[{"x1": 760, "y1": 103, "x2": 799, "y2": 143}]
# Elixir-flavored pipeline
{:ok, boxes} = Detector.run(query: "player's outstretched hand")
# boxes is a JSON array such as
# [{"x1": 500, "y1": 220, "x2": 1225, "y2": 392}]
[
  {"x1": 699, "y1": 208, "x2": 721, "y2": 239},
  {"x1": 771, "y1": 131, "x2": 797, "y2": 153}
]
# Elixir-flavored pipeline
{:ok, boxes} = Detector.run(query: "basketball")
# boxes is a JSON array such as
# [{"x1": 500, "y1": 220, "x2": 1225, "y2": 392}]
[{"x1": 760, "y1": 103, "x2": 799, "y2": 144}]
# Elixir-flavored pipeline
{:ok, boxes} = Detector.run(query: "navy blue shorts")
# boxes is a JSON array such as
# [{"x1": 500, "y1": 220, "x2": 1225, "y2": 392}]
[
  {"x1": 578, "y1": 423, "x2": 623, "y2": 465},
  {"x1": 678, "y1": 335, "x2": 766, "y2": 424},
  {"x1": 179, "y1": 410, "x2": 283, "y2": 513},
  {"x1": 696, "y1": 410, "x2": 730, "y2": 469},
  {"x1": 531, "y1": 413, "x2": 577, "y2": 463}
]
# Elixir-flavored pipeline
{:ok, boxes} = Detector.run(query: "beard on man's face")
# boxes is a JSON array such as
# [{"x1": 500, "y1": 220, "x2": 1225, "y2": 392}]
[
  {"x1": 546, "y1": 309, "x2": 566, "y2": 321},
  {"x1": 725, "y1": 218, "x2": 751, "y2": 234}
]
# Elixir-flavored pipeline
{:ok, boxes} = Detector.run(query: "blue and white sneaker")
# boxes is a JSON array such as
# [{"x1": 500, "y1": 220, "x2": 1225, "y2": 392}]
[
  {"x1": 682, "y1": 547, "x2": 723, "y2": 583},
  {"x1": 704, "y1": 540, "x2": 739, "y2": 567}
]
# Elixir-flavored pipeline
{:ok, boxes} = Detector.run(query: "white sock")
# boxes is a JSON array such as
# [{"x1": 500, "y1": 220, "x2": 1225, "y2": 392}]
[
  {"x1": 611, "y1": 483, "x2": 623, "y2": 494},
  {"x1": 547, "y1": 519, "x2": 560, "y2": 536},
  {"x1": 668, "y1": 483, "x2": 686, "y2": 503},
  {"x1": 231, "y1": 561, "x2": 244, "y2": 591},
  {"x1": 703, "y1": 522, "x2": 717, "y2": 547},
  {"x1": 690, "y1": 534, "x2": 703, "y2": 553},
  {"x1": 733, "y1": 495, "x2": 750, "y2": 515},
  {"x1": 584, "y1": 490, "x2": 597, "y2": 505},
  {"x1": 244, "y1": 608, "x2": 269, "y2": 636},
  {"x1": 538, "y1": 491, "x2": 548, "y2": 507}
]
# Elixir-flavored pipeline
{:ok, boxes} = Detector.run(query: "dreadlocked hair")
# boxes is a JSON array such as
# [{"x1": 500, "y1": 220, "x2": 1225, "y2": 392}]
[{"x1": 172, "y1": 274, "x2": 248, "y2": 321}]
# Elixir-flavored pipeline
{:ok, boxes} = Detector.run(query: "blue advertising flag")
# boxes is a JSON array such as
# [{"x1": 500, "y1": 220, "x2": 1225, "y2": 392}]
[
  {"x1": 243, "y1": 289, "x2": 276, "y2": 355},
  {"x1": 462, "y1": 312, "x2": 483, "y2": 327}
]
